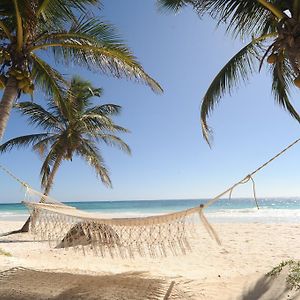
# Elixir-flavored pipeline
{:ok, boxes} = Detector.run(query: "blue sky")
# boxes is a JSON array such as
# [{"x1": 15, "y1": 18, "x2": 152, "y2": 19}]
[{"x1": 1, "y1": 1, "x2": 300, "y2": 203}]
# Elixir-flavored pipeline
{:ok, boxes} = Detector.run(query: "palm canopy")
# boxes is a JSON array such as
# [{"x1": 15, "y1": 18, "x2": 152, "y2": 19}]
[
  {"x1": 0, "y1": 0, "x2": 162, "y2": 140},
  {"x1": 158, "y1": 0, "x2": 300, "y2": 144},
  {"x1": 0, "y1": 76, "x2": 131, "y2": 194}
]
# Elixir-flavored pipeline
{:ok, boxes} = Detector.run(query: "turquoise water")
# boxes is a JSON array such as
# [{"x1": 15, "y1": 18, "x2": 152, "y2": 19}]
[{"x1": 1, "y1": 198, "x2": 300, "y2": 223}]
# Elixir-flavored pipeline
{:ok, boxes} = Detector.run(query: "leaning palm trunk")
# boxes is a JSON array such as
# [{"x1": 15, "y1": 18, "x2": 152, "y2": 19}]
[
  {"x1": 0, "y1": 154, "x2": 63, "y2": 237},
  {"x1": 0, "y1": 79, "x2": 21, "y2": 236},
  {"x1": 0, "y1": 78, "x2": 18, "y2": 140},
  {"x1": 42, "y1": 153, "x2": 64, "y2": 198}
]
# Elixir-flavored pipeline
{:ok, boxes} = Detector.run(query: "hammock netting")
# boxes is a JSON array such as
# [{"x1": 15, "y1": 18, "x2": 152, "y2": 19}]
[{"x1": 22, "y1": 187, "x2": 219, "y2": 258}]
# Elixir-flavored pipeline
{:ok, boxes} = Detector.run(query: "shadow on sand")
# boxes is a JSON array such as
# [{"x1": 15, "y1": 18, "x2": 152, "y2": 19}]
[
  {"x1": 0, "y1": 239, "x2": 48, "y2": 243},
  {"x1": 0, "y1": 267, "x2": 192, "y2": 300},
  {"x1": 238, "y1": 269, "x2": 300, "y2": 300}
]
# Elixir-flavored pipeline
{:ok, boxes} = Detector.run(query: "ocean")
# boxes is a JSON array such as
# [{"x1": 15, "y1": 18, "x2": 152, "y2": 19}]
[{"x1": 1, "y1": 198, "x2": 300, "y2": 223}]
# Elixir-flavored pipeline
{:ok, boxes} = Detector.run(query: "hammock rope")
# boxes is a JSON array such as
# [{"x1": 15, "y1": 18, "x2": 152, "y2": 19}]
[
  {"x1": 1, "y1": 137, "x2": 299, "y2": 258},
  {"x1": 203, "y1": 137, "x2": 300, "y2": 209},
  {"x1": 0, "y1": 164, "x2": 28, "y2": 188},
  {"x1": 228, "y1": 175, "x2": 258, "y2": 209}
]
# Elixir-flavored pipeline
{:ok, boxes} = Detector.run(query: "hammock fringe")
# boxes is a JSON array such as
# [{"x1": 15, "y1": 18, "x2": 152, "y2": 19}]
[{"x1": 23, "y1": 190, "x2": 219, "y2": 259}]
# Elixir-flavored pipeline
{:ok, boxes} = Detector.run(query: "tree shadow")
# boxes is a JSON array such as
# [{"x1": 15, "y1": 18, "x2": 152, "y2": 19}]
[
  {"x1": 0, "y1": 267, "x2": 192, "y2": 300},
  {"x1": 238, "y1": 274, "x2": 300, "y2": 300},
  {"x1": 0, "y1": 239, "x2": 46, "y2": 243}
]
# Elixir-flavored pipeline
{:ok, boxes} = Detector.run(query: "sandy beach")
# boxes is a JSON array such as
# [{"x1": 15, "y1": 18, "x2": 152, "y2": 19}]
[
  {"x1": 2, "y1": 0, "x2": 300, "y2": 299},
  {"x1": 1, "y1": 220, "x2": 300, "y2": 299}
]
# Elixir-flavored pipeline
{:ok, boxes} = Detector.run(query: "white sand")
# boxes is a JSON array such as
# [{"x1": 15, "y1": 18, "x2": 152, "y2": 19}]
[{"x1": 1, "y1": 221, "x2": 300, "y2": 299}]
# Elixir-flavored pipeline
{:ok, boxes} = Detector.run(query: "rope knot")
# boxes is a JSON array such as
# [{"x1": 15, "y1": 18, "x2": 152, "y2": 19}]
[{"x1": 241, "y1": 175, "x2": 251, "y2": 184}]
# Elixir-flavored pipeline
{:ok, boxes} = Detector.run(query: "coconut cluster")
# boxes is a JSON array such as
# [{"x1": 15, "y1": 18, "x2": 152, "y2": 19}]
[
  {"x1": 0, "y1": 50, "x2": 34, "y2": 94},
  {"x1": 9, "y1": 68, "x2": 34, "y2": 94}
]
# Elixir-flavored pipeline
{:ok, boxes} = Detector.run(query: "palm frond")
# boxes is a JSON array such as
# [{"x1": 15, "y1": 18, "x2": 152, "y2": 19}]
[
  {"x1": 84, "y1": 104, "x2": 122, "y2": 116},
  {"x1": 66, "y1": 77, "x2": 103, "y2": 113},
  {"x1": 97, "y1": 134, "x2": 131, "y2": 154},
  {"x1": 12, "y1": 0, "x2": 23, "y2": 51},
  {"x1": 158, "y1": 0, "x2": 277, "y2": 37},
  {"x1": 30, "y1": 54, "x2": 68, "y2": 111},
  {"x1": 35, "y1": 0, "x2": 99, "y2": 27},
  {"x1": 77, "y1": 140, "x2": 112, "y2": 187},
  {"x1": 30, "y1": 17, "x2": 163, "y2": 93},
  {"x1": 0, "y1": 133, "x2": 49, "y2": 153},
  {"x1": 15, "y1": 102, "x2": 62, "y2": 131},
  {"x1": 32, "y1": 135, "x2": 59, "y2": 158},
  {"x1": 157, "y1": 0, "x2": 192, "y2": 12},
  {"x1": 81, "y1": 104, "x2": 129, "y2": 134},
  {"x1": 81, "y1": 115, "x2": 116, "y2": 132},
  {"x1": 70, "y1": 76, "x2": 103, "y2": 100},
  {"x1": 109, "y1": 124, "x2": 130, "y2": 133},
  {"x1": 271, "y1": 59, "x2": 300, "y2": 123},
  {"x1": 0, "y1": 19, "x2": 11, "y2": 39},
  {"x1": 200, "y1": 39, "x2": 260, "y2": 144},
  {"x1": 36, "y1": 16, "x2": 122, "y2": 46}
]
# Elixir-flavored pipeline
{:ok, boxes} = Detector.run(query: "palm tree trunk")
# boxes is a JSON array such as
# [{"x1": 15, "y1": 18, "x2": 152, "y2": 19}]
[
  {"x1": 42, "y1": 153, "x2": 64, "y2": 197},
  {"x1": 0, "y1": 77, "x2": 18, "y2": 140},
  {"x1": 0, "y1": 154, "x2": 64, "y2": 237}
]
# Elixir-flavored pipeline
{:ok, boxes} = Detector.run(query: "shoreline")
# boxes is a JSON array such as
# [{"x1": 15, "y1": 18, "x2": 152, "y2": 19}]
[
  {"x1": 2, "y1": 198, "x2": 300, "y2": 224},
  {"x1": 1, "y1": 210, "x2": 300, "y2": 223},
  {"x1": 1, "y1": 221, "x2": 300, "y2": 299}
]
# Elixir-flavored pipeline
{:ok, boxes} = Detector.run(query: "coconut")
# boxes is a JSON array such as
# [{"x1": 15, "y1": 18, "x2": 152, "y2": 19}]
[
  {"x1": 294, "y1": 76, "x2": 300, "y2": 88},
  {"x1": 267, "y1": 54, "x2": 277, "y2": 64},
  {"x1": 18, "y1": 78, "x2": 30, "y2": 89},
  {"x1": 15, "y1": 74, "x2": 24, "y2": 80},
  {"x1": 24, "y1": 71, "x2": 30, "y2": 78},
  {"x1": 22, "y1": 83, "x2": 34, "y2": 94}
]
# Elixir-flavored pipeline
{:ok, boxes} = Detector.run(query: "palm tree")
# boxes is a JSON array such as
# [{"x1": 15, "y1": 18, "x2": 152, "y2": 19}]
[
  {"x1": 0, "y1": 76, "x2": 131, "y2": 196},
  {"x1": 0, "y1": 0, "x2": 162, "y2": 140},
  {"x1": 0, "y1": 76, "x2": 131, "y2": 235},
  {"x1": 158, "y1": 0, "x2": 300, "y2": 143}
]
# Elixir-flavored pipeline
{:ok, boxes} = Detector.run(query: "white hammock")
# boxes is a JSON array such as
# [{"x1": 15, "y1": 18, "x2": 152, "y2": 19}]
[
  {"x1": 1, "y1": 137, "x2": 300, "y2": 258},
  {"x1": 22, "y1": 187, "x2": 219, "y2": 258}
]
